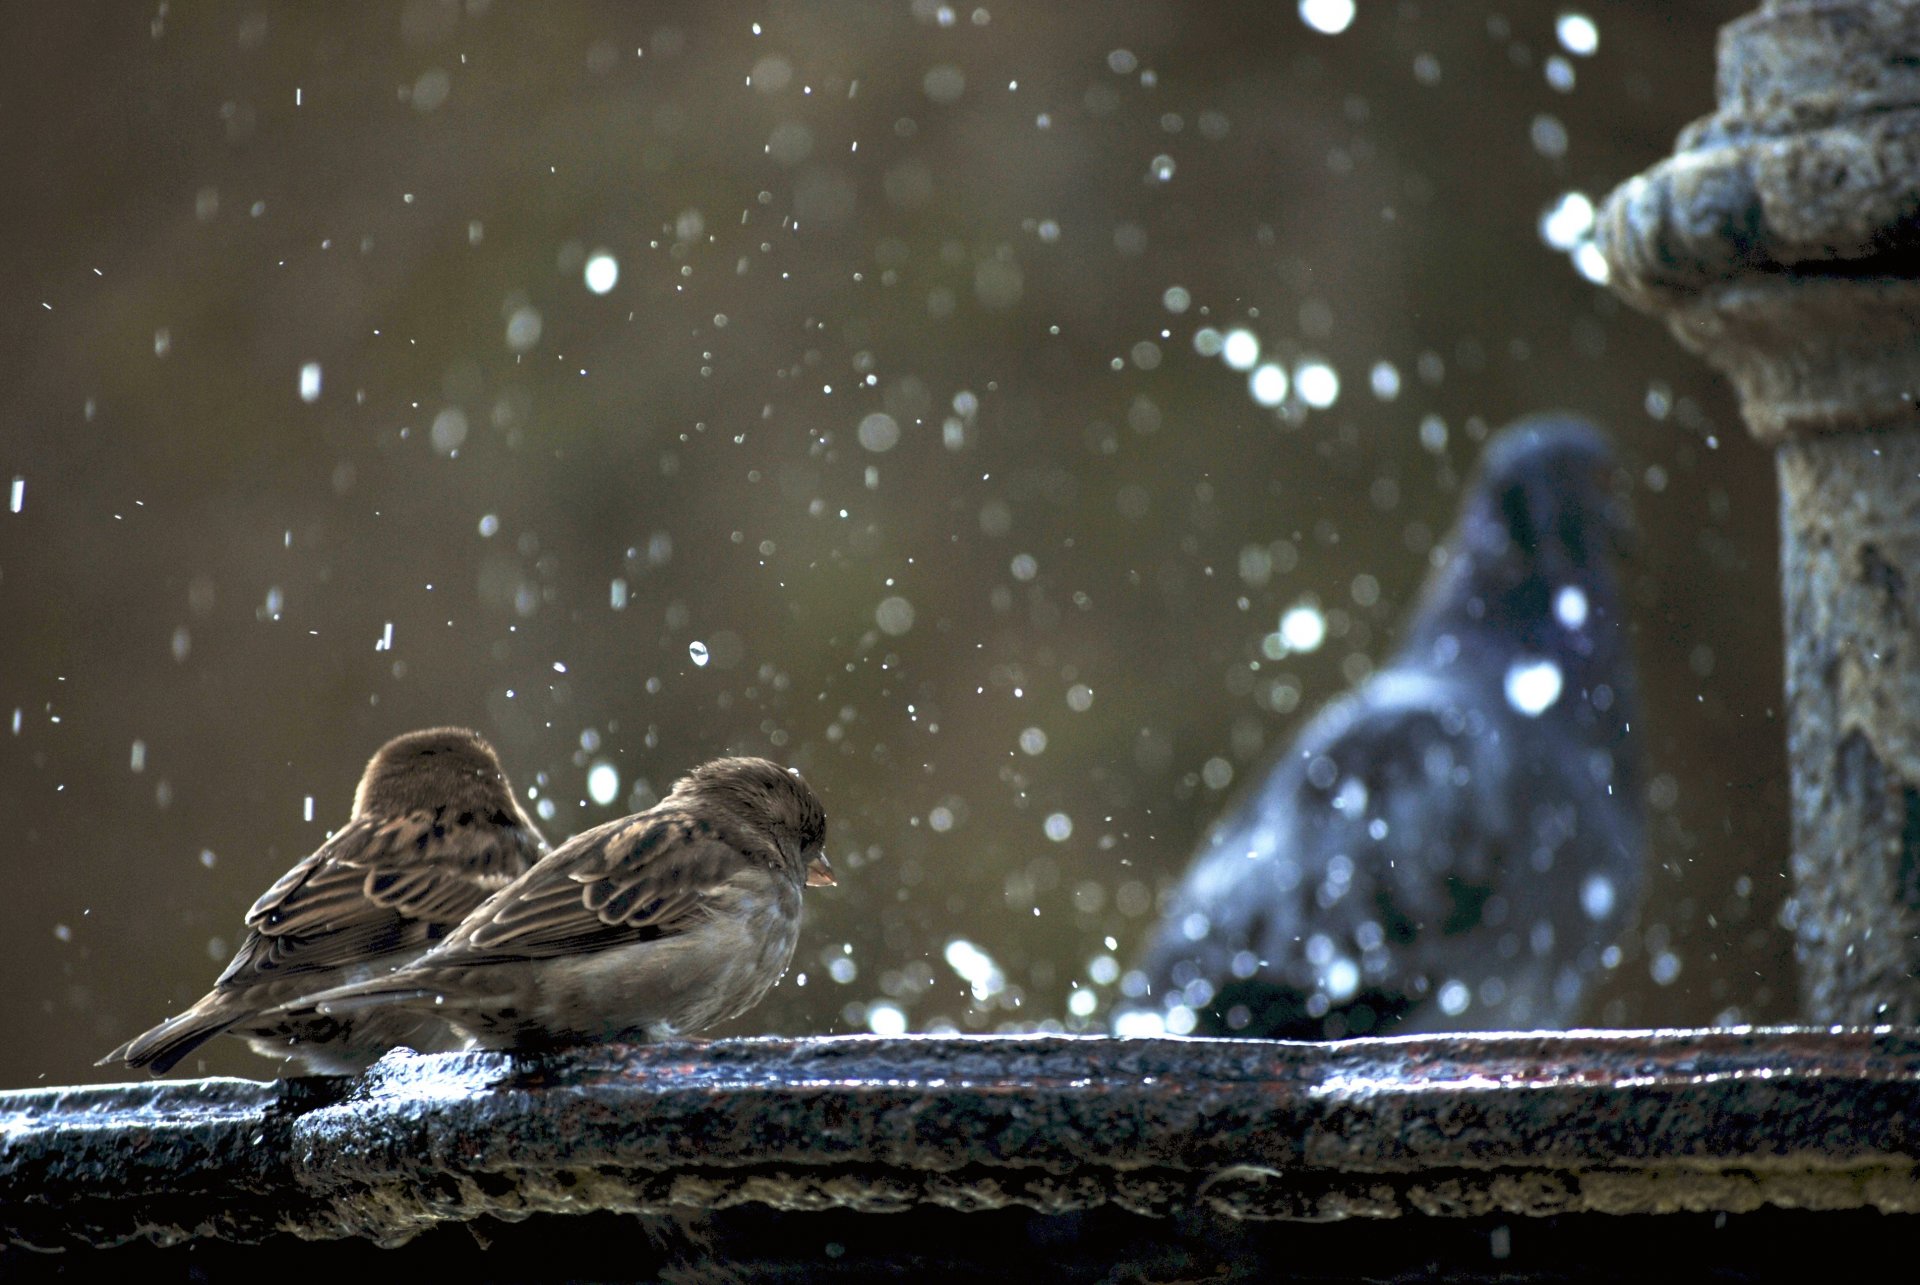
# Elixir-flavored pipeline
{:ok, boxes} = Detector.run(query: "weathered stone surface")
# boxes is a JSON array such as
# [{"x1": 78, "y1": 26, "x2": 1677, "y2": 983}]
[
  {"x1": 1597, "y1": 0, "x2": 1920, "y2": 1024},
  {"x1": 4, "y1": 1031, "x2": 1919, "y2": 1252},
  {"x1": 1597, "y1": 1, "x2": 1920, "y2": 443},
  {"x1": 1776, "y1": 434, "x2": 1920, "y2": 1023}
]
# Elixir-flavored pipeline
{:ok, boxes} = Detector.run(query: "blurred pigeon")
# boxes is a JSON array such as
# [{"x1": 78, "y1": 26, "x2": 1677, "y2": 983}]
[
  {"x1": 1130, "y1": 415, "x2": 1645, "y2": 1039},
  {"x1": 100, "y1": 727, "x2": 548, "y2": 1074}
]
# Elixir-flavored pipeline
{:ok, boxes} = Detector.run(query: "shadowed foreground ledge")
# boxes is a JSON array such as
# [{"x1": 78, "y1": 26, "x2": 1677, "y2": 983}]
[{"x1": 4, "y1": 1028, "x2": 1920, "y2": 1262}]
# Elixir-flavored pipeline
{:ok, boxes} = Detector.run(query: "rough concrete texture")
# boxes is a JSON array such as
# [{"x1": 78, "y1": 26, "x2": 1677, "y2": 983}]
[
  {"x1": 4, "y1": 1032, "x2": 1920, "y2": 1251},
  {"x1": 1598, "y1": 0, "x2": 1920, "y2": 1024}
]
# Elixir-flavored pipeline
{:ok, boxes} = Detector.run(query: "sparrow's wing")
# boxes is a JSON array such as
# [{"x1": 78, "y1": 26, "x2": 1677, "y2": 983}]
[
  {"x1": 1143, "y1": 669, "x2": 1521, "y2": 1034},
  {"x1": 436, "y1": 810, "x2": 756, "y2": 963},
  {"x1": 220, "y1": 808, "x2": 546, "y2": 983}
]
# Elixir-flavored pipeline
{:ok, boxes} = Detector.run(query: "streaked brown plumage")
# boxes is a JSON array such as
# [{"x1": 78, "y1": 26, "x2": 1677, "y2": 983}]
[
  {"x1": 99, "y1": 727, "x2": 547, "y2": 1075},
  {"x1": 280, "y1": 756, "x2": 833, "y2": 1050}
]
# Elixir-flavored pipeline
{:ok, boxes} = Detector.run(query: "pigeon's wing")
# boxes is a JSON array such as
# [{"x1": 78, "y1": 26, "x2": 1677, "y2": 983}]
[
  {"x1": 1142, "y1": 668, "x2": 1520, "y2": 1037},
  {"x1": 425, "y1": 809, "x2": 758, "y2": 965},
  {"x1": 220, "y1": 807, "x2": 546, "y2": 984}
]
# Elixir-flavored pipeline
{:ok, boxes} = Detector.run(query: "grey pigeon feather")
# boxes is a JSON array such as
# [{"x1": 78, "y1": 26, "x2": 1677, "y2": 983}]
[{"x1": 1130, "y1": 414, "x2": 1646, "y2": 1039}]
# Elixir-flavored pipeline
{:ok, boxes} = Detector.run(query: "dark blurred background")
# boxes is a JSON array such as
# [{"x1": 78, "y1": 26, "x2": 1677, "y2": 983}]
[{"x1": 0, "y1": 0, "x2": 1780, "y2": 1087}]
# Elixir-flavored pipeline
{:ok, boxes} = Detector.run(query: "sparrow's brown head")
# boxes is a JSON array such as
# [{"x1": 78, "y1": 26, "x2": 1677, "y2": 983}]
[
  {"x1": 672, "y1": 755, "x2": 833, "y2": 886},
  {"x1": 354, "y1": 727, "x2": 521, "y2": 819}
]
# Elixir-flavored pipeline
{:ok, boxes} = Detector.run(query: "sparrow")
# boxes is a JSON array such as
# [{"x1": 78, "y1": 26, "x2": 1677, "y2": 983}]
[
  {"x1": 279, "y1": 756, "x2": 834, "y2": 1050},
  {"x1": 1129, "y1": 414, "x2": 1646, "y2": 1039},
  {"x1": 99, "y1": 727, "x2": 548, "y2": 1075}
]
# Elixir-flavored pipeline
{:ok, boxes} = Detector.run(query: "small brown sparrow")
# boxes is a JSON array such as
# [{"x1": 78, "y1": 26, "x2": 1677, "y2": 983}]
[
  {"x1": 99, "y1": 727, "x2": 548, "y2": 1075},
  {"x1": 282, "y1": 756, "x2": 833, "y2": 1050}
]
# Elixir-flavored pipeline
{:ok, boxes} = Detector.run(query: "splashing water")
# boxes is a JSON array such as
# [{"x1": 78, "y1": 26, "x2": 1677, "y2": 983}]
[{"x1": 1504, "y1": 657, "x2": 1564, "y2": 716}]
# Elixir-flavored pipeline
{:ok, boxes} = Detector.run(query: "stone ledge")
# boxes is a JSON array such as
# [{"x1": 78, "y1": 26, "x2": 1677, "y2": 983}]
[{"x1": 3, "y1": 1029, "x2": 1918, "y2": 1251}]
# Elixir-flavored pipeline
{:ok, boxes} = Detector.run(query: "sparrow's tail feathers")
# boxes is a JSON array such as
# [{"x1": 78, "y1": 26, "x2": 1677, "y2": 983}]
[
  {"x1": 97, "y1": 999, "x2": 238, "y2": 1075},
  {"x1": 264, "y1": 978, "x2": 443, "y2": 1021}
]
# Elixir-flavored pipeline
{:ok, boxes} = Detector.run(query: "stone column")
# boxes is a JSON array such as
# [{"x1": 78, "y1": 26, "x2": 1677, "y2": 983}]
[{"x1": 1597, "y1": 0, "x2": 1920, "y2": 1023}]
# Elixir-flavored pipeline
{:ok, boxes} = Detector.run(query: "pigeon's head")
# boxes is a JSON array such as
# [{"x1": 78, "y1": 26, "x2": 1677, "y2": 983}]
[{"x1": 1467, "y1": 415, "x2": 1630, "y2": 577}]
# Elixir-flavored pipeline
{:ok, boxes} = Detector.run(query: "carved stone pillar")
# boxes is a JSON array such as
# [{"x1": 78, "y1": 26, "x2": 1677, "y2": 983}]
[{"x1": 1598, "y1": 0, "x2": 1920, "y2": 1022}]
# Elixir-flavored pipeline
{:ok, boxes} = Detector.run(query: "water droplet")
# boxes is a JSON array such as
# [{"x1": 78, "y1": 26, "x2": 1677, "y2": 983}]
[
  {"x1": 1114, "y1": 1008, "x2": 1168, "y2": 1038},
  {"x1": 430, "y1": 407, "x2": 469, "y2": 455},
  {"x1": 1556, "y1": 12, "x2": 1599, "y2": 57},
  {"x1": 1650, "y1": 950, "x2": 1681, "y2": 986},
  {"x1": 1280, "y1": 603, "x2": 1327, "y2": 652},
  {"x1": 1504, "y1": 658, "x2": 1564, "y2": 716},
  {"x1": 1572, "y1": 242, "x2": 1610, "y2": 284},
  {"x1": 875, "y1": 596, "x2": 915, "y2": 635},
  {"x1": 943, "y1": 938, "x2": 1005, "y2": 1002},
  {"x1": 867, "y1": 1001, "x2": 908, "y2": 1035},
  {"x1": 1530, "y1": 113, "x2": 1569, "y2": 159},
  {"x1": 583, "y1": 251, "x2": 619, "y2": 294},
  {"x1": 586, "y1": 762, "x2": 620, "y2": 806},
  {"x1": 1581, "y1": 872, "x2": 1616, "y2": 921},
  {"x1": 1324, "y1": 957, "x2": 1360, "y2": 1002},
  {"x1": 1299, "y1": 0, "x2": 1356, "y2": 36},
  {"x1": 1370, "y1": 361, "x2": 1401, "y2": 401},
  {"x1": 1539, "y1": 192, "x2": 1595, "y2": 251},
  {"x1": 1221, "y1": 328, "x2": 1260, "y2": 371},
  {"x1": 1554, "y1": 585, "x2": 1589, "y2": 629},
  {"x1": 505, "y1": 305, "x2": 542, "y2": 352},
  {"x1": 1296, "y1": 361, "x2": 1340, "y2": 409},
  {"x1": 1249, "y1": 363, "x2": 1289, "y2": 407},
  {"x1": 857, "y1": 412, "x2": 900, "y2": 452}
]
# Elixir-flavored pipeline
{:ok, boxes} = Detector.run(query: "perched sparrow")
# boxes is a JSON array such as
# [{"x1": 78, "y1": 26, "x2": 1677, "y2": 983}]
[
  {"x1": 1130, "y1": 415, "x2": 1646, "y2": 1039},
  {"x1": 281, "y1": 756, "x2": 834, "y2": 1050},
  {"x1": 100, "y1": 727, "x2": 548, "y2": 1075}
]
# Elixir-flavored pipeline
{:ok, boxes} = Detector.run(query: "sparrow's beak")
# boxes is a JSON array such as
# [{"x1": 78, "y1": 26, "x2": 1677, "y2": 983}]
[{"x1": 805, "y1": 852, "x2": 837, "y2": 888}]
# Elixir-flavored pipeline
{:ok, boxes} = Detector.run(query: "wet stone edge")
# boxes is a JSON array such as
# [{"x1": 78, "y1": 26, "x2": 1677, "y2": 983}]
[{"x1": 3, "y1": 1030, "x2": 1918, "y2": 1249}]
